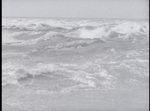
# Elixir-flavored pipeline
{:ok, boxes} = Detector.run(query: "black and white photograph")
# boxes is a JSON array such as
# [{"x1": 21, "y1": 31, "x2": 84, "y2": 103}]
[{"x1": 2, "y1": 0, "x2": 149, "y2": 111}]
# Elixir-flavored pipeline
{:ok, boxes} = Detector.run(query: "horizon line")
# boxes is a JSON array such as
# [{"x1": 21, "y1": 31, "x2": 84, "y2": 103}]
[{"x1": 2, "y1": 16, "x2": 149, "y2": 20}]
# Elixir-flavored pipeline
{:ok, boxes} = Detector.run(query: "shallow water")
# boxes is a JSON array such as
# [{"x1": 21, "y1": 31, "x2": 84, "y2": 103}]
[{"x1": 2, "y1": 18, "x2": 149, "y2": 111}]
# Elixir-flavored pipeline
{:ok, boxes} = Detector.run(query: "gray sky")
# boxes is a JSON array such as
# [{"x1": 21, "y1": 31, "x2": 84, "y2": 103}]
[{"x1": 2, "y1": 0, "x2": 149, "y2": 19}]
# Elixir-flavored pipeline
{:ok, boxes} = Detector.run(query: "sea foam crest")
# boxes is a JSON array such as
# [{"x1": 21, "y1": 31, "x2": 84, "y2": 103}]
[
  {"x1": 2, "y1": 19, "x2": 149, "y2": 45},
  {"x1": 2, "y1": 62, "x2": 58, "y2": 86},
  {"x1": 2, "y1": 61, "x2": 114, "y2": 88},
  {"x1": 67, "y1": 22, "x2": 149, "y2": 40}
]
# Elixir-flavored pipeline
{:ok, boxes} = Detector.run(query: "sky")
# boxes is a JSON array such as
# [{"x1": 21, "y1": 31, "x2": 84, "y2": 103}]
[{"x1": 2, "y1": 0, "x2": 149, "y2": 19}]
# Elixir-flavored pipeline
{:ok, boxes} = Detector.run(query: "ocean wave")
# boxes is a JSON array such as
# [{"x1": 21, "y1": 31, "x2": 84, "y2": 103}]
[
  {"x1": 2, "y1": 18, "x2": 149, "y2": 89},
  {"x1": 3, "y1": 55, "x2": 148, "y2": 88},
  {"x1": 2, "y1": 19, "x2": 148, "y2": 46},
  {"x1": 2, "y1": 18, "x2": 149, "y2": 38},
  {"x1": 2, "y1": 61, "x2": 116, "y2": 88},
  {"x1": 2, "y1": 62, "x2": 58, "y2": 86}
]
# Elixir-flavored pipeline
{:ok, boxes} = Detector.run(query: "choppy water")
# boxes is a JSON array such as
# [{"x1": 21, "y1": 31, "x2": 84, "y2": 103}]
[{"x1": 2, "y1": 18, "x2": 149, "y2": 111}]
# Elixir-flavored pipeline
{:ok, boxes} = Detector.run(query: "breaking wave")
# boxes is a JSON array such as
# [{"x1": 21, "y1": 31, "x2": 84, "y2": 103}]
[
  {"x1": 2, "y1": 18, "x2": 149, "y2": 45},
  {"x1": 2, "y1": 18, "x2": 149, "y2": 93},
  {"x1": 2, "y1": 56, "x2": 149, "y2": 89}
]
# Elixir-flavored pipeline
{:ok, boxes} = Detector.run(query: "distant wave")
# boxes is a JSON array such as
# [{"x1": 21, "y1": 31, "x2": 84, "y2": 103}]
[
  {"x1": 2, "y1": 19, "x2": 149, "y2": 45},
  {"x1": 2, "y1": 18, "x2": 149, "y2": 45}
]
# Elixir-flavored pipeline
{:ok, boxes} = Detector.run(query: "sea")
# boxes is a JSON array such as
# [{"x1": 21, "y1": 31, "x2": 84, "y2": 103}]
[{"x1": 2, "y1": 18, "x2": 149, "y2": 111}]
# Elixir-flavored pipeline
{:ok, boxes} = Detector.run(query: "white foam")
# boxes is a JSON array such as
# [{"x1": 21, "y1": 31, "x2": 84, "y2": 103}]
[
  {"x1": 71, "y1": 70, "x2": 96, "y2": 87},
  {"x1": 78, "y1": 27, "x2": 108, "y2": 39},
  {"x1": 2, "y1": 62, "x2": 58, "y2": 86},
  {"x1": 64, "y1": 21, "x2": 148, "y2": 40},
  {"x1": 2, "y1": 31, "x2": 22, "y2": 44},
  {"x1": 2, "y1": 62, "x2": 26, "y2": 86},
  {"x1": 2, "y1": 60, "x2": 113, "y2": 88},
  {"x1": 2, "y1": 18, "x2": 149, "y2": 45}
]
